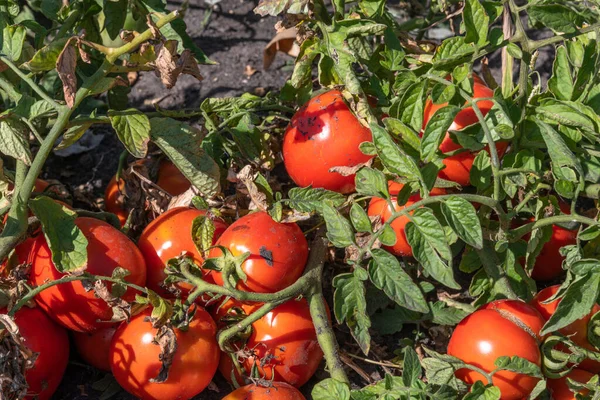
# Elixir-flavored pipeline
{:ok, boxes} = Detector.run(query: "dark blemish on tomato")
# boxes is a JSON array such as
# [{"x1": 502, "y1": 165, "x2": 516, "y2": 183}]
[
  {"x1": 314, "y1": 98, "x2": 321, "y2": 104},
  {"x1": 269, "y1": 227, "x2": 277, "y2": 234},
  {"x1": 231, "y1": 225, "x2": 250, "y2": 232},
  {"x1": 259, "y1": 246, "x2": 274, "y2": 266}
]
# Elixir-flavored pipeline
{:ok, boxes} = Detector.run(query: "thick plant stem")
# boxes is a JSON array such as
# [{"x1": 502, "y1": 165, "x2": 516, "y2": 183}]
[
  {"x1": 0, "y1": 162, "x2": 29, "y2": 260},
  {"x1": 501, "y1": 3, "x2": 514, "y2": 98}
]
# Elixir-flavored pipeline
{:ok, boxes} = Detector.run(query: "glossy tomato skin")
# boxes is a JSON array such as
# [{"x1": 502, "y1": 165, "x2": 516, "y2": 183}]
[
  {"x1": 73, "y1": 326, "x2": 117, "y2": 371},
  {"x1": 210, "y1": 212, "x2": 308, "y2": 293},
  {"x1": 138, "y1": 207, "x2": 228, "y2": 299},
  {"x1": 283, "y1": 90, "x2": 373, "y2": 194},
  {"x1": 530, "y1": 225, "x2": 576, "y2": 281},
  {"x1": 367, "y1": 182, "x2": 446, "y2": 257},
  {"x1": 222, "y1": 382, "x2": 306, "y2": 400},
  {"x1": 104, "y1": 176, "x2": 128, "y2": 226},
  {"x1": 448, "y1": 303, "x2": 543, "y2": 400},
  {"x1": 217, "y1": 299, "x2": 324, "y2": 388},
  {"x1": 423, "y1": 76, "x2": 508, "y2": 186},
  {"x1": 546, "y1": 369, "x2": 595, "y2": 400},
  {"x1": 480, "y1": 299, "x2": 546, "y2": 341},
  {"x1": 531, "y1": 285, "x2": 600, "y2": 373},
  {"x1": 156, "y1": 160, "x2": 190, "y2": 196},
  {"x1": 29, "y1": 217, "x2": 147, "y2": 332},
  {"x1": 109, "y1": 307, "x2": 219, "y2": 400},
  {"x1": 1, "y1": 307, "x2": 69, "y2": 400}
]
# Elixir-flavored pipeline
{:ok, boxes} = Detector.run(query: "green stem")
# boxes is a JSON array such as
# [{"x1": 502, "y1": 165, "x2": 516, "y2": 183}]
[
  {"x1": 501, "y1": 3, "x2": 514, "y2": 98},
  {"x1": 54, "y1": 9, "x2": 81, "y2": 40},
  {"x1": 0, "y1": 57, "x2": 62, "y2": 110},
  {"x1": 510, "y1": 183, "x2": 552, "y2": 216},
  {"x1": 529, "y1": 22, "x2": 600, "y2": 51},
  {"x1": 511, "y1": 215, "x2": 599, "y2": 241},
  {"x1": 463, "y1": 364, "x2": 494, "y2": 385},
  {"x1": 0, "y1": 162, "x2": 28, "y2": 255},
  {"x1": 0, "y1": 75, "x2": 22, "y2": 103},
  {"x1": 217, "y1": 301, "x2": 282, "y2": 351}
]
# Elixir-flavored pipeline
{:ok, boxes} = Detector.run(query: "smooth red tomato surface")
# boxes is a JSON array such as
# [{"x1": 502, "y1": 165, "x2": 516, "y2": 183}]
[
  {"x1": 547, "y1": 369, "x2": 595, "y2": 400},
  {"x1": 109, "y1": 307, "x2": 219, "y2": 400},
  {"x1": 210, "y1": 212, "x2": 308, "y2": 293},
  {"x1": 156, "y1": 160, "x2": 191, "y2": 196},
  {"x1": 531, "y1": 285, "x2": 600, "y2": 373},
  {"x1": 104, "y1": 176, "x2": 128, "y2": 226},
  {"x1": 222, "y1": 382, "x2": 306, "y2": 400},
  {"x1": 367, "y1": 181, "x2": 446, "y2": 257},
  {"x1": 448, "y1": 307, "x2": 542, "y2": 400},
  {"x1": 283, "y1": 90, "x2": 373, "y2": 194},
  {"x1": 217, "y1": 298, "x2": 324, "y2": 388},
  {"x1": 1, "y1": 307, "x2": 69, "y2": 400},
  {"x1": 138, "y1": 207, "x2": 228, "y2": 299},
  {"x1": 423, "y1": 76, "x2": 508, "y2": 186},
  {"x1": 29, "y1": 217, "x2": 147, "y2": 332},
  {"x1": 480, "y1": 299, "x2": 546, "y2": 341},
  {"x1": 73, "y1": 326, "x2": 117, "y2": 371}
]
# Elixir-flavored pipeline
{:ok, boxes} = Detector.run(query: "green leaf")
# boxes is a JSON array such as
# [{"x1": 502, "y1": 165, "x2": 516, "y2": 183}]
[
  {"x1": 371, "y1": 123, "x2": 422, "y2": 184},
  {"x1": 463, "y1": 0, "x2": 489, "y2": 46},
  {"x1": 494, "y1": 356, "x2": 543, "y2": 378},
  {"x1": 312, "y1": 379, "x2": 351, "y2": 400},
  {"x1": 103, "y1": 0, "x2": 128, "y2": 40},
  {"x1": 191, "y1": 215, "x2": 215, "y2": 256},
  {"x1": 405, "y1": 209, "x2": 459, "y2": 289},
  {"x1": 464, "y1": 381, "x2": 501, "y2": 400},
  {"x1": 56, "y1": 121, "x2": 94, "y2": 150},
  {"x1": 254, "y1": 0, "x2": 309, "y2": 16},
  {"x1": 0, "y1": 117, "x2": 32, "y2": 165},
  {"x1": 2, "y1": 24, "x2": 26, "y2": 61},
  {"x1": 534, "y1": 119, "x2": 583, "y2": 183},
  {"x1": 432, "y1": 37, "x2": 476, "y2": 70},
  {"x1": 333, "y1": 272, "x2": 371, "y2": 354},
  {"x1": 350, "y1": 203, "x2": 372, "y2": 233},
  {"x1": 23, "y1": 37, "x2": 69, "y2": 72},
  {"x1": 470, "y1": 151, "x2": 492, "y2": 191},
  {"x1": 398, "y1": 80, "x2": 427, "y2": 132},
  {"x1": 149, "y1": 118, "x2": 220, "y2": 196},
  {"x1": 287, "y1": 187, "x2": 345, "y2": 213},
  {"x1": 108, "y1": 109, "x2": 151, "y2": 158},
  {"x1": 431, "y1": 83, "x2": 456, "y2": 105},
  {"x1": 536, "y1": 100, "x2": 595, "y2": 131},
  {"x1": 379, "y1": 224, "x2": 397, "y2": 247},
  {"x1": 369, "y1": 249, "x2": 428, "y2": 313},
  {"x1": 422, "y1": 354, "x2": 467, "y2": 391},
  {"x1": 441, "y1": 196, "x2": 483, "y2": 249},
  {"x1": 528, "y1": 5, "x2": 585, "y2": 34},
  {"x1": 421, "y1": 105, "x2": 460, "y2": 162},
  {"x1": 541, "y1": 273, "x2": 600, "y2": 335},
  {"x1": 29, "y1": 196, "x2": 88, "y2": 273},
  {"x1": 323, "y1": 202, "x2": 355, "y2": 248},
  {"x1": 548, "y1": 46, "x2": 574, "y2": 101},
  {"x1": 402, "y1": 346, "x2": 422, "y2": 387},
  {"x1": 355, "y1": 167, "x2": 389, "y2": 199},
  {"x1": 429, "y1": 301, "x2": 470, "y2": 325}
]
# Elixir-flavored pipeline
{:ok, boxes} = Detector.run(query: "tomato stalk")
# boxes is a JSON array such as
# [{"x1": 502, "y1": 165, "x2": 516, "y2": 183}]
[
  {"x1": 511, "y1": 215, "x2": 600, "y2": 242},
  {"x1": 541, "y1": 335, "x2": 600, "y2": 379},
  {"x1": 501, "y1": 3, "x2": 514, "y2": 99}
]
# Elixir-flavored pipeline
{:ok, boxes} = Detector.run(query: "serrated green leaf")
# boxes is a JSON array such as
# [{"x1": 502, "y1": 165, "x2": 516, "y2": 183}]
[
  {"x1": 350, "y1": 203, "x2": 372, "y2": 233},
  {"x1": 470, "y1": 151, "x2": 492, "y2": 191},
  {"x1": 464, "y1": 381, "x2": 501, "y2": 400},
  {"x1": 441, "y1": 196, "x2": 483, "y2": 248},
  {"x1": 312, "y1": 378, "x2": 351, "y2": 400},
  {"x1": 528, "y1": 5, "x2": 585, "y2": 34},
  {"x1": 56, "y1": 121, "x2": 94, "y2": 150},
  {"x1": 494, "y1": 356, "x2": 543, "y2": 378},
  {"x1": 29, "y1": 196, "x2": 88, "y2": 273},
  {"x1": 370, "y1": 249, "x2": 428, "y2": 313},
  {"x1": 431, "y1": 83, "x2": 456, "y2": 105},
  {"x1": 464, "y1": 0, "x2": 489, "y2": 46},
  {"x1": 355, "y1": 167, "x2": 389, "y2": 199},
  {"x1": 548, "y1": 46, "x2": 574, "y2": 101},
  {"x1": 323, "y1": 202, "x2": 355, "y2": 248},
  {"x1": 191, "y1": 215, "x2": 215, "y2": 256},
  {"x1": 333, "y1": 272, "x2": 371, "y2": 354},
  {"x1": 103, "y1": 0, "x2": 128, "y2": 40},
  {"x1": 402, "y1": 346, "x2": 422, "y2": 387},
  {"x1": 2, "y1": 24, "x2": 26, "y2": 61},
  {"x1": 432, "y1": 37, "x2": 476, "y2": 70},
  {"x1": 287, "y1": 187, "x2": 345, "y2": 213},
  {"x1": 421, "y1": 105, "x2": 460, "y2": 162},
  {"x1": 371, "y1": 123, "x2": 422, "y2": 184},
  {"x1": 534, "y1": 119, "x2": 583, "y2": 183},
  {"x1": 398, "y1": 80, "x2": 427, "y2": 132},
  {"x1": 109, "y1": 109, "x2": 151, "y2": 158},
  {"x1": 0, "y1": 117, "x2": 32, "y2": 165},
  {"x1": 430, "y1": 301, "x2": 470, "y2": 325}
]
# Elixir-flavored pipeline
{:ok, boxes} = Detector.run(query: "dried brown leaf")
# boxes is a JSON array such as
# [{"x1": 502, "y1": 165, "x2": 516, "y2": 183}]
[
  {"x1": 244, "y1": 65, "x2": 257, "y2": 77},
  {"x1": 56, "y1": 38, "x2": 78, "y2": 108},
  {"x1": 0, "y1": 314, "x2": 37, "y2": 400},
  {"x1": 329, "y1": 159, "x2": 373, "y2": 177},
  {"x1": 263, "y1": 27, "x2": 299, "y2": 69},
  {"x1": 120, "y1": 30, "x2": 138, "y2": 43},
  {"x1": 93, "y1": 280, "x2": 131, "y2": 323},
  {"x1": 77, "y1": 40, "x2": 92, "y2": 64},
  {"x1": 149, "y1": 325, "x2": 178, "y2": 383},
  {"x1": 150, "y1": 42, "x2": 203, "y2": 89},
  {"x1": 236, "y1": 165, "x2": 268, "y2": 212},
  {"x1": 146, "y1": 15, "x2": 163, "y2": 40}
]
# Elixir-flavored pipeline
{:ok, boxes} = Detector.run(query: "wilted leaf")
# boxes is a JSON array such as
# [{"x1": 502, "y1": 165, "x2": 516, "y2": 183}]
[
  {"x1": 0, "y1": 117, "x2": 32, "y2": 165},
  {"x1": 254, "y1": 0, "x2": 309, "y2": 16},
  {"x1": 264, "y1": 27, "x2": 299, "y2": 69},
  {"x1": 56, "y1": 38, "x2": 78, "y2": 108}
]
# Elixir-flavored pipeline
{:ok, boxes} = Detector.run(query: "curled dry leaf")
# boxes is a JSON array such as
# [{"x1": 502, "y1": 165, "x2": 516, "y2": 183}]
[
  {"x1": 263, "y1": 27, "x2": 300, "y2": 69},
  {"x1": 149, "y1": 325, "x2": 178, "y2": 384},
  {"x1": 56, "y1": 38, "x2": 78, "y2": 108},
  {"x1": 120, "y1": 30, "x2": 138, "y2": 43},
  {"x1": 244, "y1": 65, "x2": 258, "y2": 77},
  {"x1": 93, "y1": 280, "x2": 131, "y2": 323},
  {"x1": 236, "y1": 165, "x2": 268, "y2": 212},
  {"x1": 0, "y1": 263, "x2": 33, "y2": 310},
  {"x1": 151, "y1": 41, "x2": 203, "y2": 89},
  {"x1": 329, "y1": 159, "x2": 373, "y2": 177},
  {"x1": 146, "y1": 15, "x2": 163, "y2": 40},
  {"x1": 167, "y1": 187, "x2": 198, "y2": 210},
  {"x1": 77, "y1": 40, "x2": 92, "y2": 64},
  {"x1": 0, "y1": 314, "x2": 37, "y2": 400}
]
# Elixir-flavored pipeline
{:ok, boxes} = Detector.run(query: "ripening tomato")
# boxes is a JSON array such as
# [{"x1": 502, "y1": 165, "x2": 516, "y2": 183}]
[
  {"x1": 367, "y1": 181, "x2": 446, "y2": 257},
  {"x1": 210, "y1": 212, "x2": 308, "y2": 293},
  {"x1": 109, "y1": 306, "x2": 219, "y2": 400},
  {"x1": 283, "y1": 90, "x2": 373, "y2": 194},
  {"x1": 138, "y1": 207, "x2": 228, "y2": 299},
  {"x1": 546, "y1": 369, "x2": 595, "y2": 400},
  {"x1": 29, "y1": 217, "x2": 147, "y2": 332},
  {"x1": 448, "y1": 300, "x2": 545, "y2": 400},
  {"x1": 104, "y1": 176, "x2": 128, "y2": 226},
  {"x1": 531, "y1": 285, "x2": 600, "y2": 373},
  {"x1": 222, "y1": 382, "x2": 306, "y2": 400},
  {"x1": 73, "y1": 326, "x2": 117, "y2": 371},
  {"x1": 423, "y1": 76, "x2": 509, "y2": 186},
  {"x1": 217, "y1": 298, "x2": 324, "y2": 388},
  {"x1": 1, "y1": 307, "x2": 69, "y2": 400},
  {"x1": 529, "y1": 202, "x2": 577, "y2": 281}
]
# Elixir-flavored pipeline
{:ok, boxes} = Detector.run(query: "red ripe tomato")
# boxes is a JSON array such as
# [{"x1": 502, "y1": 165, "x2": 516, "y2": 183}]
[
  {"x1": 283, "y1": 90, "x2": 373, "y2": 194},
  {"x1": 222, "y1": 382, "x2": 306, "y2": 400},
  {"x1": 210, "y1": 212, "x2": 308, "y2": 293},
  {"x1": 138, "y1": 207, "x2": 228, "y2": 299},
  {"x1": 1, "y1": 307, "x2": 69, "y2": 400},
  {"x1": 423, "y1": 76, "x2": 509, "y2": 186},
  {"x1": 448, "y1": 300, "x2": 545, "y2": 400},
  {"x1": 28, "y1": 217, "x2": 147, "y2": 332},
  {"x1": 367, "y1": 181, "x2": 446, "y2": 257},
  {"x1": 546, "y1": 369, "x2": 595, "y2": 400},
  {"x1": 104, "y1": 176, "x2": 128, "y2": 226},
  {"x1": 529, "y1": 202, "x2": 577, "y2": 281},
  {"x1": 109, "y1": 306, "x2": 220, "y2": 400},
  {"x1": 217, "y1": 298, "x2": 324, "y2": 388},
  {"x1": 73, "y1": 326, "x2": 117, "y2": 371},
  {"x1": 531, "y1": 285, "x2": 600, "y2": 373}
]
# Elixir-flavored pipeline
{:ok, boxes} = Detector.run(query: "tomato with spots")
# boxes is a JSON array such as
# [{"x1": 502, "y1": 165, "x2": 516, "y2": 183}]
[
  {"x1": 28, "y1": 217, "x2": 147, "y2": 332},
  {"x1": 138, "y1": 207, "x2": 228, "y2": 299},
  {"x1": 531, "y1": 285, "x2": 600, "y2": 373},
  {"x1": 73, "y1": 326, "x2": 117, "y2": 371},
  {"x1": 1, "y1": 306, "x2": 69, "y2": 400},
  {"x1": 448, "y1": 300, "x2": 545, "y2": 400},
  {"x1": 283, "y1": 90, "x2": 373, "y2": 194},
  {"x1": 222, "y1": 382, "x2": 306, "y2": 400},
  {"x1": 367, "y1": 181, "x2": 446, "y2": 257},
  {"x1": 216, "y1": 298, "x2": 324, "y2": 388},
  {"x1": 546, "y1": 369, "x2": 595, "y2": 400},
  {"x1": 109, "y1": 306, "x2": 219, "y2": 400},
  {"x1": 210, "y1": 212, "x2": 308, "y2": 293},
  {"x1": 423, "y1": 75, "x2": 509, "y2": 186}
]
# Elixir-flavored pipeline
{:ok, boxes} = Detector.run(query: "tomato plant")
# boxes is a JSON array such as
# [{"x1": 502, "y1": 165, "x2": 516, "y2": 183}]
[
  {"x1": 222, "y1": 382, "x2": 306, "y2": 400},
  {"x1": 546, "y1": 369, "x2": 596, "y2": 400},
  {"x1": 109, "y1": 306, "x2": 220, "y2": 400},
  {"x1": 73, "y1": 326, "x2": 117, "y2": 372}
]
